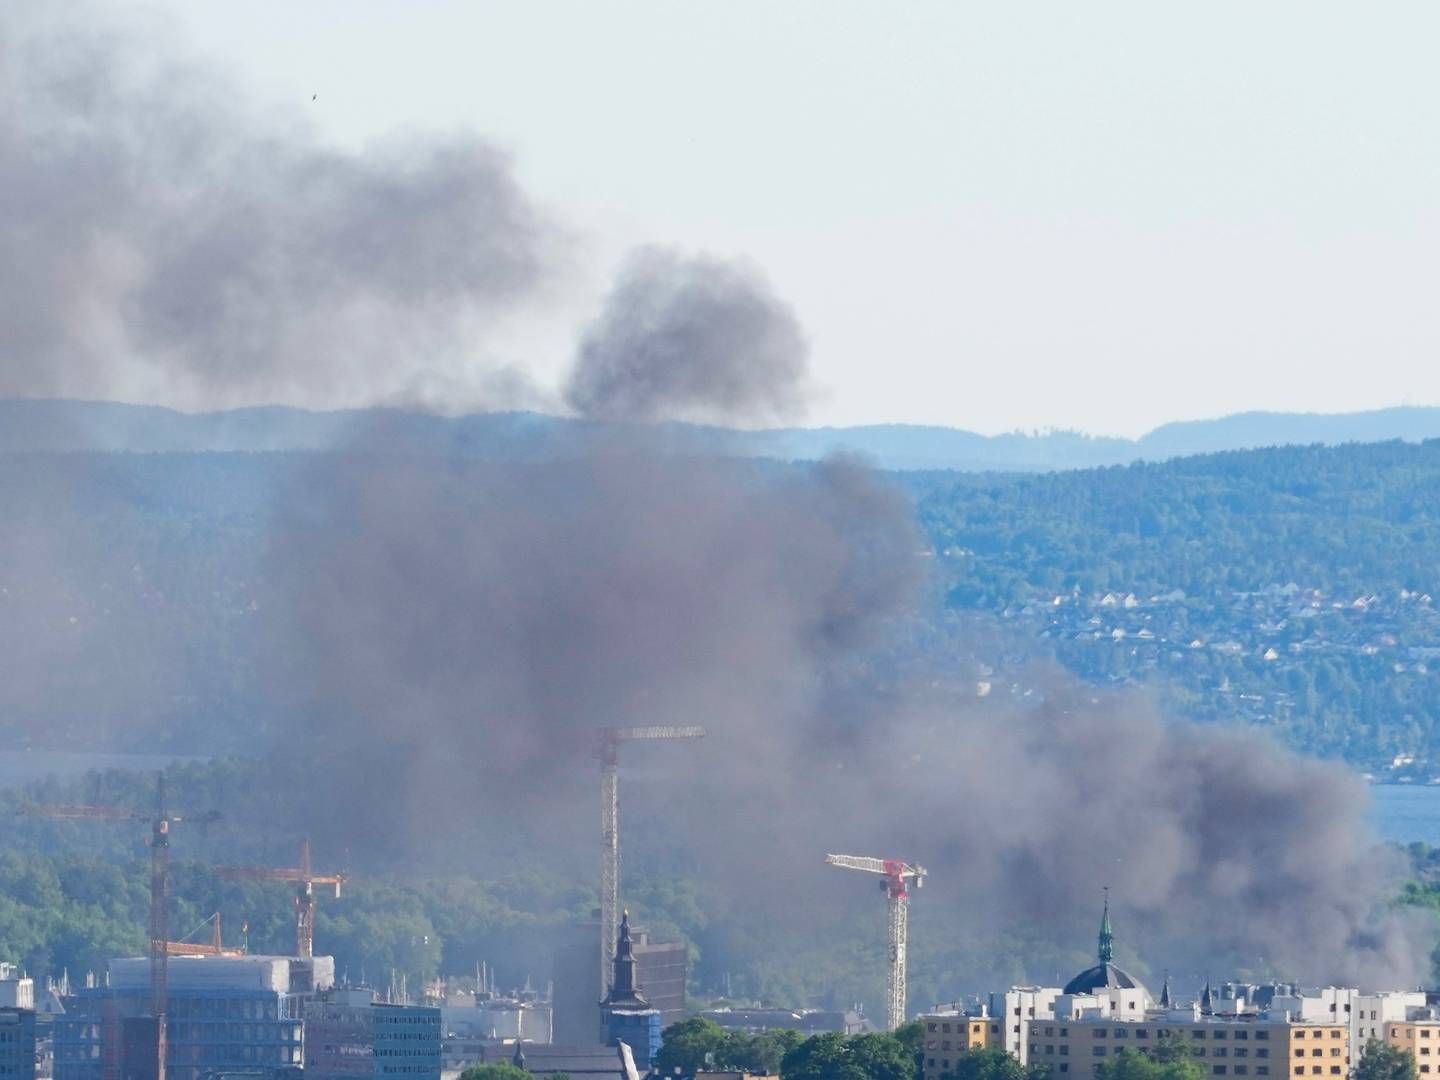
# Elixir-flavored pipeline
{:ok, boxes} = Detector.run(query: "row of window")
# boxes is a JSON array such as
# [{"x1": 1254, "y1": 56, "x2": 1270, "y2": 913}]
[
  {"x1": 1030, "y1": 1027, "x2": 1278, "y2": 1041},
  {"x1": 1291, "y1": 1049, "x2": 1342, "y2": 1058}
]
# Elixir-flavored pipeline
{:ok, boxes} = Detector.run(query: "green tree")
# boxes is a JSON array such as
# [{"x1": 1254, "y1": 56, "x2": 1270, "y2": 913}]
[
  {"x1": 1095, "y1": 1048, "x2": 1203, "y2": 1080},
  {"x1": 1355, "y1": 1039, "x2": 1418, "y2": 1080},
  {"x1": 734, "y1": 1030, "x2": 807, "y2": 1075},
  {"x1": 657, "y1": 1018, "x2": 730, "y2": 1076},
  {"x1": 938, "y1": 1046, "x2": 1038, "y2": 1080},
  {"x1": 1150, "y1": 1035, "x2": 1200, "y2": 1066},
  {"x1": 459, "y1": 1064, "x2": 530, "y2": 1080},
  {"x1": 782, "y1": 1032, "x2": 915, "y2": 1080}
]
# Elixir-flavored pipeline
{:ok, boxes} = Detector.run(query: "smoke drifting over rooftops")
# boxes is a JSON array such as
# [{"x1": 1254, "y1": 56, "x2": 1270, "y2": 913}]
[{"x1": 0, "y1": 0, "x2": 1431, "y2": 998}]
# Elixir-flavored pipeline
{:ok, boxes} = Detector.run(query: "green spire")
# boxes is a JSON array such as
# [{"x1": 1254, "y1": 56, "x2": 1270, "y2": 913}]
[{"x1": 1098, "y1": 887, "x2": 1114, "y2": 965}]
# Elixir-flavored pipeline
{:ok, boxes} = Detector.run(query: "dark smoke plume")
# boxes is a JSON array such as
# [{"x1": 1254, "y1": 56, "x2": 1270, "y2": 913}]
[
  {"x1": 0, "y1": 3, "x2": 559, "y2": 411},
  {"x1": 566, "y1": 246, "x2": 809, "y2": 424},
  {"x1": 0, "y1": 0, "x2": 1430, "y2": 1003},
  {"x1": 266, "y1": 448, "x2": 920, "y2": 861}
]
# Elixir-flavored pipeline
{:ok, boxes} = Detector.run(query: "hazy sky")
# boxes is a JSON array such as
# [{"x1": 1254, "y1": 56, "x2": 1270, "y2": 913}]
[{"x1": 138, "y1": 1, "x2": 1440, "y2": 436}]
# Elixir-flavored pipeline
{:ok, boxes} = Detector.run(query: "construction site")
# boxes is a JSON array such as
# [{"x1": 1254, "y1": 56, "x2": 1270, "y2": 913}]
[{"x1": 6, "y1": 728, "x2": 930, "y2": 1080}]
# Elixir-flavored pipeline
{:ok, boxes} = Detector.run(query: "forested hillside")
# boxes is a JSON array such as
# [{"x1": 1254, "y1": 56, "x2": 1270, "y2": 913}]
[{"x1": 907, "y1": 439, "x2": 1440, "y2": 766}]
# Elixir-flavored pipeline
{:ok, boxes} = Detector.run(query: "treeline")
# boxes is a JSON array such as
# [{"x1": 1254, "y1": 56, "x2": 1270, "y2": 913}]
[{"x1": 907, "y1": 439, "x2": 1440, "y2": 605}]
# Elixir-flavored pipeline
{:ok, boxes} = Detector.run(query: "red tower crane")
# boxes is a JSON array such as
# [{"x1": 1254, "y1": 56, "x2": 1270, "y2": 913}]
[
  {"x1": 825, "y1": 853, "x2": 927, "y2": 1032},
  {"x1": 215, "y1": 838, "x2": 345, "y2": 959}
]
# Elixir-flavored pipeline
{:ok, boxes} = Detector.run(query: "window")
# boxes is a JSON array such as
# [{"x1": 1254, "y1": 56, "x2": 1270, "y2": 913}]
[
  {"x1": 1238, "y1": 1033, "x2": 1249, "y2": 1041},
  {"x1": 1214, "y1": 1069, "x2": 1227, "y2": 1076},
  {"x1": 1137, "y1": 1031, "x2": 1150, "y2": 1040},
  {"x1": 992, "y1": 1026, "x2": 1000, "y2": 1035},
  {"x1": 1258, "y1": 1050, "x2": 1269, "y2": 1058},
  {"x1": 1295, "y1": 1033, "x2": 1306, "y2": 1040},
  {"x1": 1195, "y1": 1032, "x2": 1208, "y2": 1040},
  {"x1": 1235, "y1": 1069, "x2": 1248, "y2": 1076},
  {"x1": 1061, "y1": 1046, "x2": 1070, "y2": 1056},
  {"x1": 1115, "y1": 1030, "x2": 1129, "y2": 1040},
  {"x1": 1047, "y1": 1046, "x2": 1055, "y2": 1055},
  {"x1": 1330, "y1": 1032, "x2": 1341, "y2": 1040},
  {"x1": 1062, "y1": 1030, "x2": 1069, "y2": 1037},
  {"x1": 1059, "y1": 1066, "x2": 1068, "y2": 1074},
  {"x1": 1312, "y1": 1050, "x2": 1323, "y2": 1057},
  {"x1": 1217, "y1": 1032, "x2": 1228, "y2": 1041},
  {"x1": 1048, "y1": 1028, "x2": 1056, "y2": 1036},
  {"x1": 1425, "y1": 1032, "x2": 1434, "y2": 1040},
  {"x1": 1257, "y1": 1033, "x2": 1270, "y2": 1041},
  {"x1": 1215, "y1": 1049, "x2": 1228, "y2": 1058},
  {"x1": 1236, "y1": 1048, "x2": 1248, "y2": 1058},
  {"x1": 1257, "y1": 1068, "x2": 1269, "y2": 1076},
  {"x1": 1093, "y1": 1048, "x2": 1107, "y2": 1057},
  {"x1": 1312, "y1": 1068, "x2": 1321, "y2": 1075},
  {"x1": 943, "y1": 1024, "x2": 952, "y2": 1034},
  {"x1": 1330, "y1": 1070, "x2": 1340, "y2": 1076},
  {"x1": 1295, "y1": 1052, "x2": 1304, "y2": 1059},
  {"x1": 1095, "y1": 1030, "x2": 1107, "y2": 1039}
]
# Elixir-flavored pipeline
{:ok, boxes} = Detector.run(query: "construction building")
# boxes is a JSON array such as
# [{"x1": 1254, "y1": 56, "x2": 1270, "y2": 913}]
[
  {"x1": 55, "y1": 955, "x2": 333, "y2": 1080},
  {"x1": 0, "y1": 967, "x2": 34, "y2": 1012},
  {"x1": 304, "y1": 987, "x2": 440, "y2": 1080},
  {"x1": 551, "y1": 917, "x2": 685, "y2": 1045}
]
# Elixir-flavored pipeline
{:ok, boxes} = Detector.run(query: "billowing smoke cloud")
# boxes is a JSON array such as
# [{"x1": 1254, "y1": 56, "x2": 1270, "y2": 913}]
[
  {"x1": 266, "y1": 448, "x2": 919, "y2": 861},
  {"x1": 566, "y1": 246, "x2": 809, "y2": 424},
  {"x1": 0, "y1": 3, "x2": 559, "y2": 411},
  {"x1": 0, "y1": 0, "x2": 1430, "y2": 1005},
  {"x1": 874, "y1": 679, "x2": 1428, "y2": 989}
]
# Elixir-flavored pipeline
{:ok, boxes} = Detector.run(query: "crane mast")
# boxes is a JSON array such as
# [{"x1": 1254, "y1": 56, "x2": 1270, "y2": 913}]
[
  {"x1": 23, "y1": 773, "x2": 217, "y2": 1080},
  {"x1": 596, "y1": 725, "x2": 705, "y2": 997},
  {"x1": 825, "y1": 853, "x2": 927, "y2": 1032}
]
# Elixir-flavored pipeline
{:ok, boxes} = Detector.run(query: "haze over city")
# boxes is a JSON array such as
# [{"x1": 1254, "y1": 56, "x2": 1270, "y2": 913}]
[{"x1": 6, "y1": 8, "x2": 1440, "y2": 1080}]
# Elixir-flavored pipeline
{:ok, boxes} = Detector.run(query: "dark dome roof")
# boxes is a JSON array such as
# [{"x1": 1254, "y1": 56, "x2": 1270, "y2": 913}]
[{"x1": 1063, "y1": 962, "x2": 1150, "y2": 997}]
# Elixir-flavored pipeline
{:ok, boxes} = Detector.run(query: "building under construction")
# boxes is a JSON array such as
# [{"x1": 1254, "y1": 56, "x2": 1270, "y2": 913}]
[
  {"x1": 551, "y1": 917, "x2": 686, "y2": 1045},
  {"x1": 53, "y1": 954, "x2": 334, "y2": 1080}
]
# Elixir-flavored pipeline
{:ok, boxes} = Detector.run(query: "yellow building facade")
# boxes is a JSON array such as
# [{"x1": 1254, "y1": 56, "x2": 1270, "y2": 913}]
[
  {"x1": 1024, "y1": 1018, "x2": 1347, "y2": 1080},
  {"x1": 921, "y1": 1014, "x2": 1001, "y2": 1080},
  {"x1": 1384, "y1": 1020, "x2": 1440, "y2": 1077}
]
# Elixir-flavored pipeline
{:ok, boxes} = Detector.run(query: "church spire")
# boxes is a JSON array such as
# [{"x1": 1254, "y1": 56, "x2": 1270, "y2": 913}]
[
  {"x1": 602, "y1": 910, "x2": 649, "y2": 1009},
  {"x1": 1159, "y1": 971, "x2": 1171, "y2": 1009},
  {"x1": 1201, "y1": 978, "x2": 1214, "y2": 1016},
  {"x1": 1097, "y1": 887, "x2": 1114, "y2": 965}
]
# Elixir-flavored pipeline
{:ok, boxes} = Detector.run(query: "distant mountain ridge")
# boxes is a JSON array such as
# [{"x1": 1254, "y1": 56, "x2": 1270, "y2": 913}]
[{"x1": 3, "y1": 399, "x2": 1440, "y2": 471}]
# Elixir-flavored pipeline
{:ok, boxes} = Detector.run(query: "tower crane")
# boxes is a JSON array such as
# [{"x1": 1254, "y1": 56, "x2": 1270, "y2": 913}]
[
  {"x1": 215, "y1": 838, "x2": 345, "y2": 959},
  {"x1": 23, "y1": 774, "x2": 219, "y2": 1080},
  {"x1": 824, "y1": 853, "x2": 927, "y2": 1032},
  {"x1": 596, "y1": 725, "x2": 705, "y2": 996}
]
